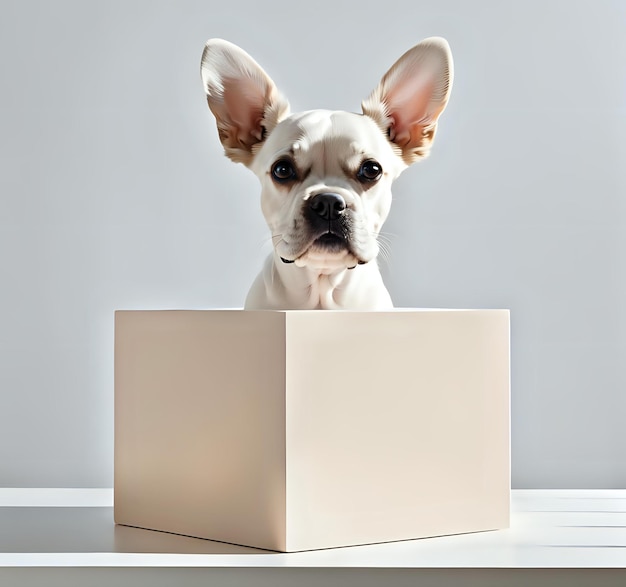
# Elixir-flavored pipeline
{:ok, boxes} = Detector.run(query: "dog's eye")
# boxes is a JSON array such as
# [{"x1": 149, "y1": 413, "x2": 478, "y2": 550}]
[
  {"x1": 357, "y1": 159, "x2": 383, "y2": 183},
  {"x1": 271, "y1": 159, "x2": 297, "y2": 183}
]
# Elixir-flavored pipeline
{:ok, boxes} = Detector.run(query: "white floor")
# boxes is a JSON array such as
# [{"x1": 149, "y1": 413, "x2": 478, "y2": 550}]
[{"x1": 1, "y1": 489, "x2": 625, "y2": 586}]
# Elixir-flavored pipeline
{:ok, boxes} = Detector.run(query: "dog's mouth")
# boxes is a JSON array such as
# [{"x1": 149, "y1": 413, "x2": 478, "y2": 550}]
[
  {"x1": 312, "y1": 232, "x2": 348, "y2": 252},
  {"x1": 280, "y1": 231, "x2": 368, "y2": 267},
  {"x1": 282, "y1": 232, "x2": 348, "y2": 262}
]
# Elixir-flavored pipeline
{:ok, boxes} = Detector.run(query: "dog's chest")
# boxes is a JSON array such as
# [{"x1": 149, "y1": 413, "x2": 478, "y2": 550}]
[{"x1": 315, "y1": 273, "x2": 344, "y2": 310}]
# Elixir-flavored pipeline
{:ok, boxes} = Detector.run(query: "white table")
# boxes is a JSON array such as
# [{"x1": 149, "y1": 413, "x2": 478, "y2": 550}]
[{"x1": 1, "y1": 489, "x2": 625, "y2": 586}]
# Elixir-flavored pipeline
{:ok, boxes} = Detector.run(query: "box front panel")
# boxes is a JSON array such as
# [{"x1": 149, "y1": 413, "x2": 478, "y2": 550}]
[
  {"x1": 115, "y1": 310, "x2": 287, "y2": 551},
  {"x1": 285, "y1": 310, "x2": 510, "y2": 551}
]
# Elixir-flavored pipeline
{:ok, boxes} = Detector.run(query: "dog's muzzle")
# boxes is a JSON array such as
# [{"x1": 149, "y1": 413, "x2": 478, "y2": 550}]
[{"x1": 279, "y1": 192, "x2": 368, "y2": 266}]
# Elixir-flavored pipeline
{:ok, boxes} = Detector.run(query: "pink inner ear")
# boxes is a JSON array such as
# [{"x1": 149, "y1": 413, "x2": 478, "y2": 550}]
[
  {"x1": 222, "y1": 77, "x2": 266, "y2": 144},
  {"x1": 386, "y1": 73, "x2": 435, "y2": 145}
]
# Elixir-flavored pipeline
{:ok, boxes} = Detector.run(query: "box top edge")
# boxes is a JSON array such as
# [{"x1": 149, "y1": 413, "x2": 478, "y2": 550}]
[{"x1": 114, "y1": 308, "x2": 510, "y2": 314}]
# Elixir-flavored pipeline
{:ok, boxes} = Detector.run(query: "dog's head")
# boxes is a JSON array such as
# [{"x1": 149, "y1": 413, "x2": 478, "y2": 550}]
[{"x1": 201, "y1": 39, "x2": 452, "y2": 271}]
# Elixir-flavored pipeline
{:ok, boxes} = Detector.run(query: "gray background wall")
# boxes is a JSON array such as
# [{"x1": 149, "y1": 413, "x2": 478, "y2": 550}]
[{"x1": 0, "y1": 0, "x2": 624, "y2": 488}]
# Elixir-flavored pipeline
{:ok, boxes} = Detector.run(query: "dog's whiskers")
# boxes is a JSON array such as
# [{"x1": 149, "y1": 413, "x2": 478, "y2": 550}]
[
  {"x1": 258, "y1": 233, "x2": 285, "y2": 251},
  {"x1": 374, "y1": 231, "x2": 393, "y2": 266}
]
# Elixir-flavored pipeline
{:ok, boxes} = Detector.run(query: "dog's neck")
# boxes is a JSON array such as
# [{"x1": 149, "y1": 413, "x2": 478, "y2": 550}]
[
  {"x1": 273, "y1": 258, "x2": 354, "y2": 310},
  {"x1": 244, "y1": 252, "x2": 392, "y2": 310}
]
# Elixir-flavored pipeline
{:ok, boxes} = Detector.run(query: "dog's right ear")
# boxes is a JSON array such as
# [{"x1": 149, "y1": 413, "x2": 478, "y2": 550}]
[{"x1": 201, "y1": 39, "x2": 290, "y2": 165}]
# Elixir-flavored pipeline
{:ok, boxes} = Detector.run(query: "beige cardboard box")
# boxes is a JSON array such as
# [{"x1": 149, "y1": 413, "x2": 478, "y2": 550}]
[{"x1": 114, "y1": 309, "x2": 510, "y2": 552}]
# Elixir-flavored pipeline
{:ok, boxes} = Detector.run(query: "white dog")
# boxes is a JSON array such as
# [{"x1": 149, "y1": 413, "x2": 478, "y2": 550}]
[{"x1": 201, "y1": 38, "x2": 453, "y2": 309}]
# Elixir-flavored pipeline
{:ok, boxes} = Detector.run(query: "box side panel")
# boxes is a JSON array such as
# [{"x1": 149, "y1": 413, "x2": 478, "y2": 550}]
[
  {"x1": 285, "y1": 310, "x2": 510, "y2": 552},
  {"x1": 115, "y1": 310, "x2": 286, "y2": 551}
]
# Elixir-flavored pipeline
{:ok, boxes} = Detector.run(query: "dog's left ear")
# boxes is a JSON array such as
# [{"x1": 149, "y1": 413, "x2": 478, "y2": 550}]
[
  {"x1": 201, "y1": 39, "x2": 290, "y2": 166},
  {"x1": 362, "y1": 38, "x2": 453, "y2": 164}
]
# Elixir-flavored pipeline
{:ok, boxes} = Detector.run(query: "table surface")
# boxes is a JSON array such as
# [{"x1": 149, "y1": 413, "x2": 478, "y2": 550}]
[{"x1": 1, "y1": 489, "x2": 625, "y2": 569}]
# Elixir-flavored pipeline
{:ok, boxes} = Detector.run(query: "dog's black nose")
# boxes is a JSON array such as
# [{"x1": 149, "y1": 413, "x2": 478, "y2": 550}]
[{"x1": 309, "y1": 193, "x2": 346, "y2": 220}]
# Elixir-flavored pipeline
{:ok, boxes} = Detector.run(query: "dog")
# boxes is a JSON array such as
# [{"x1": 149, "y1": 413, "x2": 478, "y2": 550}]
[{"x1": 200, "y1": 38, "x2": 453, "y2": 309}]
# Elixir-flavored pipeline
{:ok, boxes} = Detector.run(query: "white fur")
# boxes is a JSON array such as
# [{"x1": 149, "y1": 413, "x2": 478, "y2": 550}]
[{"x1": 200, "y1": 38, "x2": 453, "y2": 309}]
